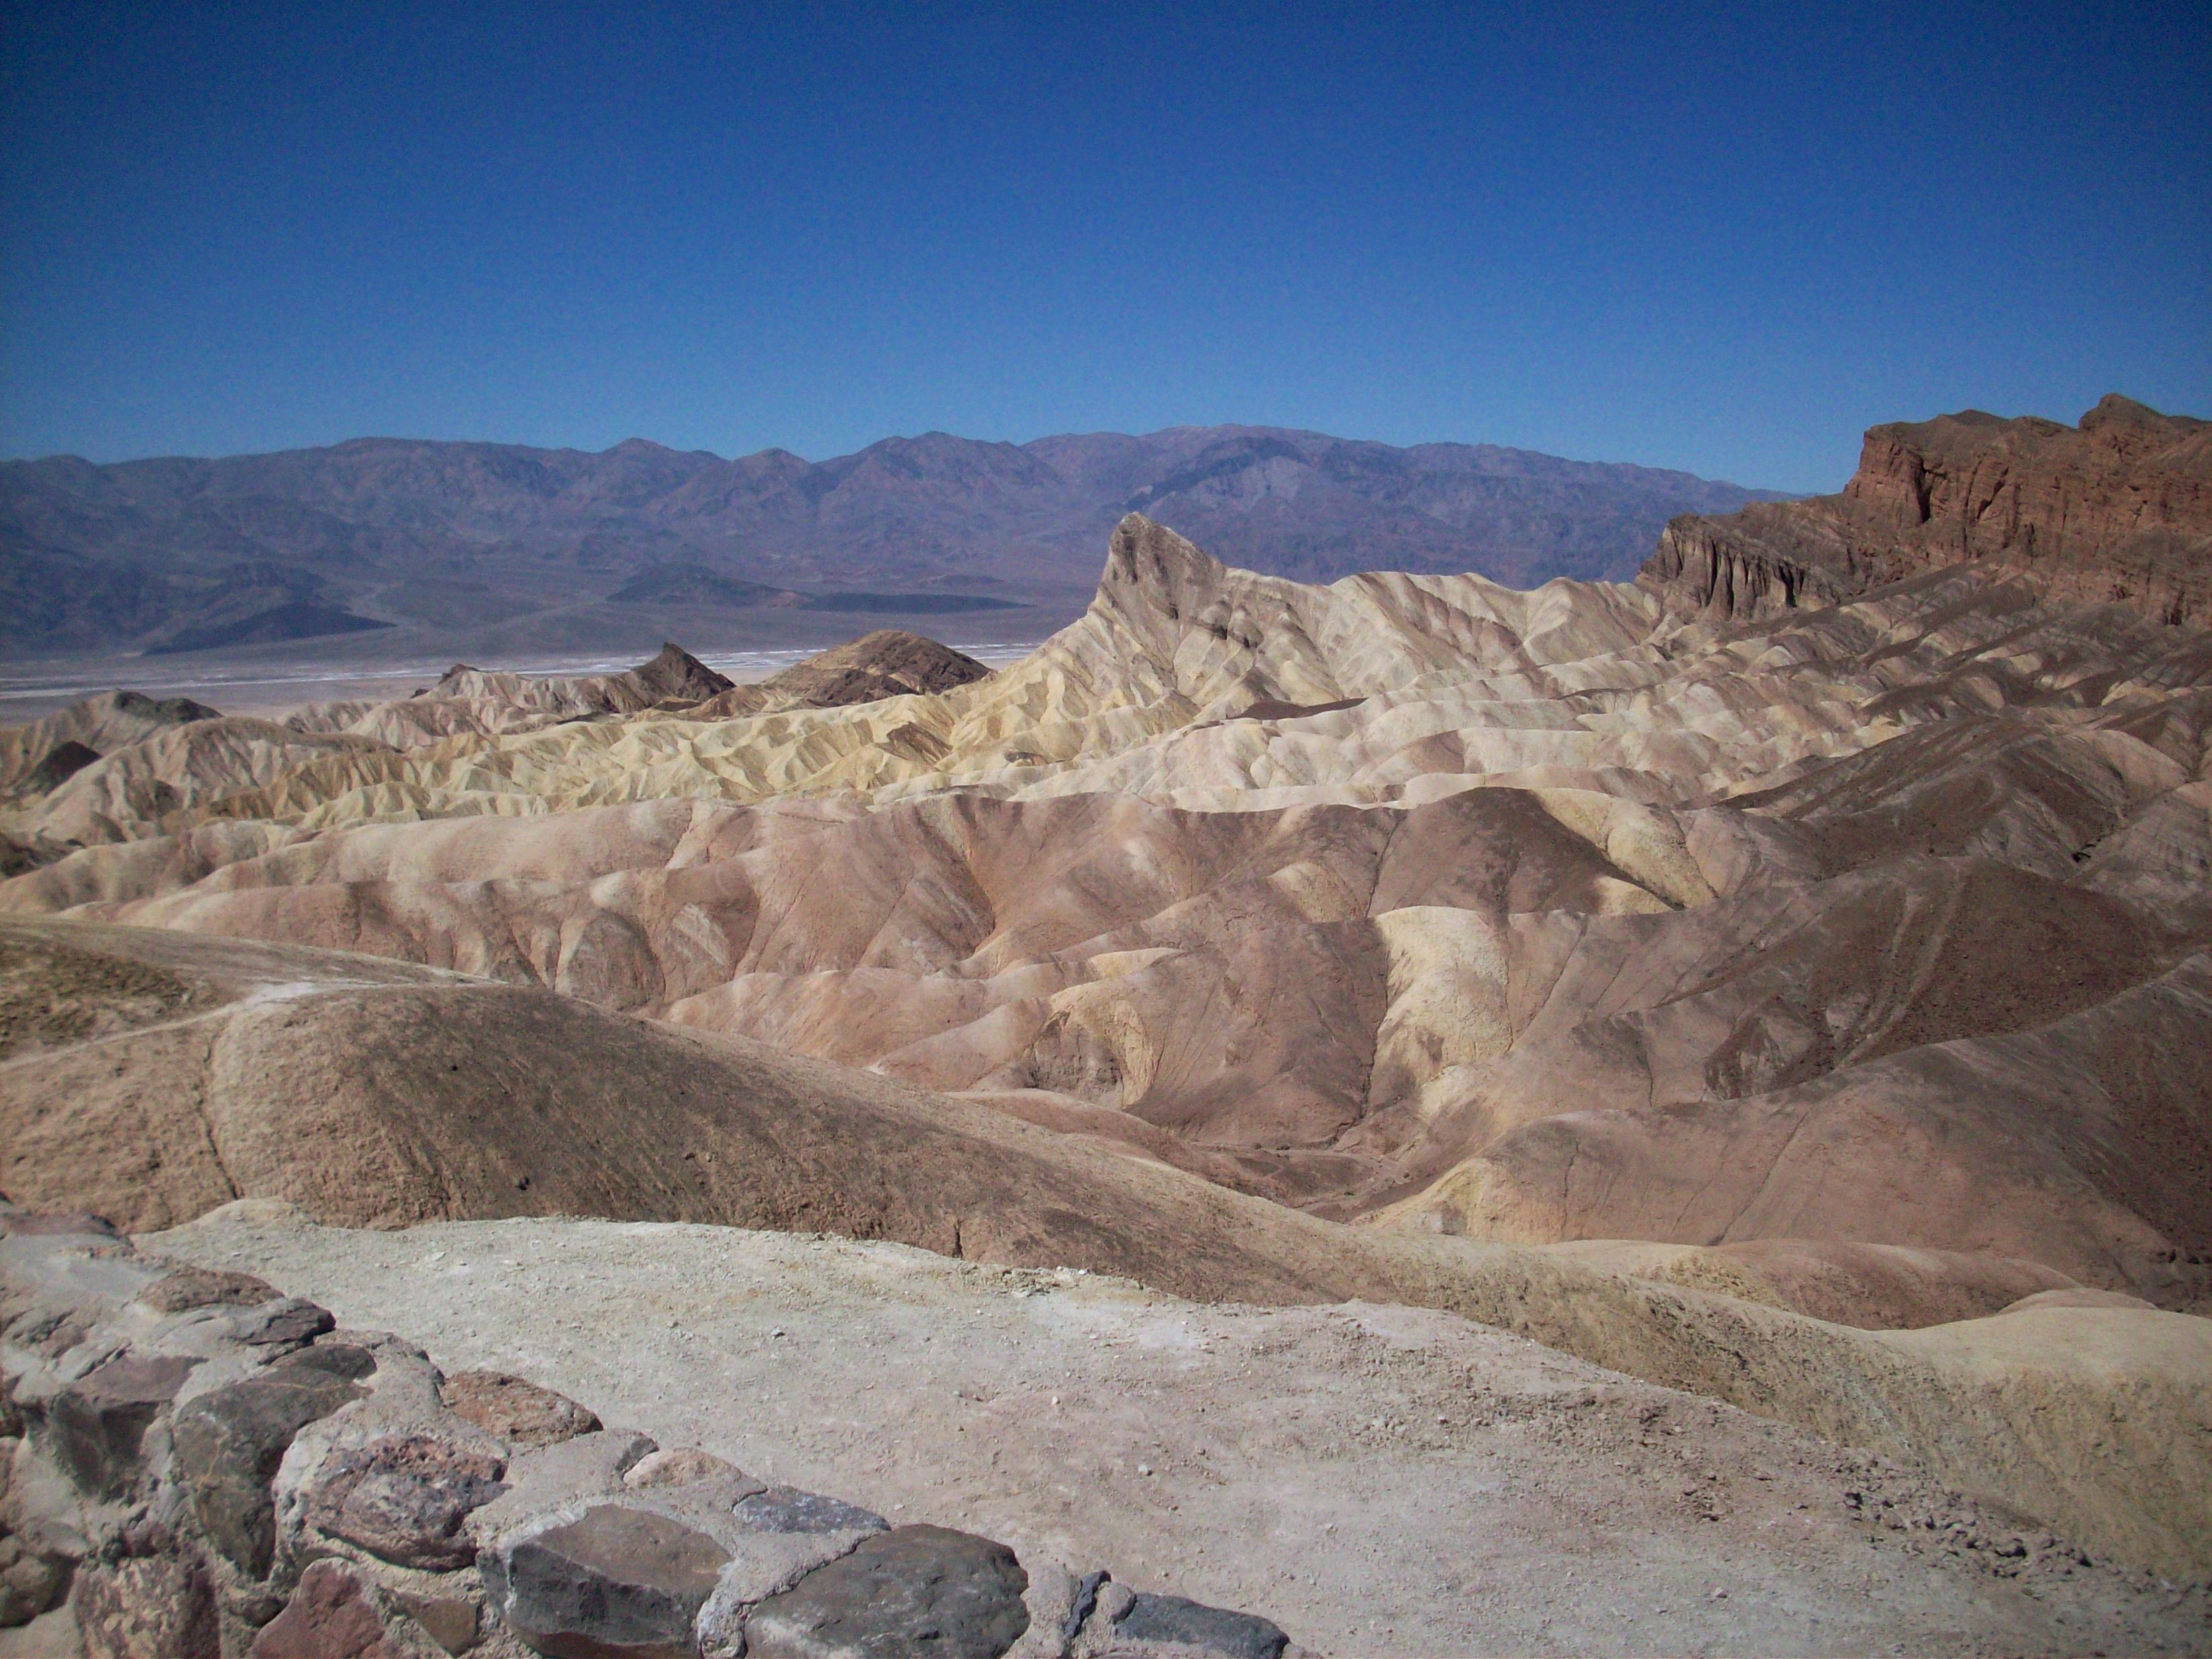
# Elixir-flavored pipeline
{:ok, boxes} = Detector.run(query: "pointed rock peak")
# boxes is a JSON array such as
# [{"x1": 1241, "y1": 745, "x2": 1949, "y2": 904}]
[
  {"x1": 760, "y1": 630, "x2": 993, "y2": 706},
  {"x1": 1103, "y1": 513, "x2": 1229, "y2": 597},
  {"x1": 634, "y1": 642, "x2": 734, "y2": 700},
  {"x1": 2080, "y1": 393, "x2": 2205, "y2": 440},
  {"x1": 2083, "y1": 393, "x2": 2165, "y2": 426},
  {"x1": 105, "y1": 689, "x2": 223, "y2": 725}
]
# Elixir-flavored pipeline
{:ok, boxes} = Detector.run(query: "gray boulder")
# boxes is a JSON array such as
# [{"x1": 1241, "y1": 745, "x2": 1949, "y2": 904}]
[
  {"x1": 170, "y1": 1342, "x2": 374, "y2": 1575},
  {"x1": 732, "y1": 1488, "x2": 888, "y2": 1539},
  {"x1": 304, "y1": 1434, "x2": 509, "y2": 1570},
  {"x1": 1107, "y1": 1592, "x2": 1289, "y2": 1659},
  {"x1": 488, "y1": 1501, "x2": 731, "y2": 1658},
  {"x1": 47, "y1": 1350, "x2": 200, "y2": 1498},
  {"x1": 223, "y1": 1297, "x2": 336, "y2": 1352},
  {"x1": 744, "y1": 1524, "x2": 1029, "y2": 1659}
]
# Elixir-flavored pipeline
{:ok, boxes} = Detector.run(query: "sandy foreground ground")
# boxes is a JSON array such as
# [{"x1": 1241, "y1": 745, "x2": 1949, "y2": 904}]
[{"x1": 140, "y1": 1208, "x2": 2209, "y2": 1659}]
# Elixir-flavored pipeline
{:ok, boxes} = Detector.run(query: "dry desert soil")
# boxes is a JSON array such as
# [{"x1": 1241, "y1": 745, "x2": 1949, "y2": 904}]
[{"x1": 144, "y1": 1206, "x2": 2211, "y2": 1659}]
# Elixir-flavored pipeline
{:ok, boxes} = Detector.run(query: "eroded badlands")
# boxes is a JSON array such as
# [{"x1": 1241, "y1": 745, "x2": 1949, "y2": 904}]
[{"x1": 4, "y1": 395, "x2": 2211, "y2": 1656}]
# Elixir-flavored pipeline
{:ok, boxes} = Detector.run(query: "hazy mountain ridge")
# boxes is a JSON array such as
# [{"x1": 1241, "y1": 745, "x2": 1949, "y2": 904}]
[{"x1": 1, "y1": 425, "x2": 1788, "y2": 653}]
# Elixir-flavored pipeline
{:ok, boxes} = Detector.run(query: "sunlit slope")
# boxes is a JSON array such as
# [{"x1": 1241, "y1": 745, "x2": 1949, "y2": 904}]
[{"x1": 7, "y1": 515, "x2": 2211, "y2": 1314}]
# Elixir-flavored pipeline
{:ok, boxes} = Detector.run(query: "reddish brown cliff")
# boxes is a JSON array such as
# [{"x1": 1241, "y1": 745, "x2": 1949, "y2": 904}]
[{"x1": 1643, "y1": 395, "x2": 2212, "y2": 626}]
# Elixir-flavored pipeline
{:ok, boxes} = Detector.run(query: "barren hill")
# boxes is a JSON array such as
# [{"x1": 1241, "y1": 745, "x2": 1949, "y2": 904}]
[
  {"x1": 7, "y1": 511, "x2": 2208, "y2": 1312},
  {"x1": 5, "y1": 427, "x2": 2212, "y2": 1609},
  {"x1": 5, "y1": 915, "x2": 2211, "y2": 1586}
]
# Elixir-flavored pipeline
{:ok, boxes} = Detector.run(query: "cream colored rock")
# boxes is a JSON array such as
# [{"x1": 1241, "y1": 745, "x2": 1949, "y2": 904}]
[
  {"x1": 7, "y1": 516, "x2": 2212, "y2": 1293},
  {"x1": 7, "y1": 508, "x2": 2212, "y2": 1591}
]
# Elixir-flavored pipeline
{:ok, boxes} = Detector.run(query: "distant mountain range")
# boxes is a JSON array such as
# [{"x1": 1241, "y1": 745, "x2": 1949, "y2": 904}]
[{"x1": 0, "y1": 425, "x2": 1789, "y2": 655}]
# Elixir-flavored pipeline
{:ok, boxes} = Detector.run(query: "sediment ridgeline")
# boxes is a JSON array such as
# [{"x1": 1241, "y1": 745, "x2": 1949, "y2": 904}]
[{"x1": 3, "y1": 395, "x2": 2209, "y2": 1656}]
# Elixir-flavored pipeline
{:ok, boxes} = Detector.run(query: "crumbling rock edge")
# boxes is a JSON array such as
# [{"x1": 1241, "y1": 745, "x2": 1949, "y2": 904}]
[{"x1": 1644, "y1": 393, "x2": 2212, "y2": 627}]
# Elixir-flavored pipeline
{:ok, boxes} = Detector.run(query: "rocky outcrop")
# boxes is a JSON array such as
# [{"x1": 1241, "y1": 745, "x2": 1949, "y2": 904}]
[
  {"x1": 0, "y1": 1209, "x2": 1313, "y2": 1657},
  {"x1": 1644, "y1": 395, "x2": 2212, "y2": 626},
  {"x1": 0, "y1": 629, "x2": 993, "y2": 867},
  {"x1": 428, "y1": 642, "x2": 734, "y2": 724},
  {"x1": 758, "y1": 630, "x2": 993, "y2": 707},
  {"x1": 685, "y1": 632, "x2": 995, "y2": 721},
  {"x1": 0, "y1": 693, "x2": 224, "y2": 801},
  {"x1": 625, "y1": 643, "x2": 737, "y2": 707},
  {"x1": 1638, "y1": 503, "x2": 1866, "y2": 621}
]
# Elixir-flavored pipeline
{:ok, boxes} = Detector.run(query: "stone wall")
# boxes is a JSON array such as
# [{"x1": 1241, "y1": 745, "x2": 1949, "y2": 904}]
[{"x1": 1, "y1": 1208, "x2": 1312, "y2": 1659}]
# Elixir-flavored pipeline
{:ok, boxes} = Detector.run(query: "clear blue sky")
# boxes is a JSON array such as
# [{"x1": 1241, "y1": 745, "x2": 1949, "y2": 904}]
[{"x1": 2, "y1": 1, "x2": 2205, "y2": 491}]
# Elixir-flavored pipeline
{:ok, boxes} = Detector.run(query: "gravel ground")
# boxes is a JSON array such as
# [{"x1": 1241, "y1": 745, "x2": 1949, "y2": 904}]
[{"x1": 148, "y1": 1207, "x2": 2212, "y2": 1658}]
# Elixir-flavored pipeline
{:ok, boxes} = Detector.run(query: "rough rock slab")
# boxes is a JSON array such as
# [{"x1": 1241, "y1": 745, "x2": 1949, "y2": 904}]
[
  {"x1": 69, "y1": 1551, "x2": 218, "y2": 1659},
  {"x1": 134, "y1": 1266, "x2": 278, "y2": 1314},
  {"x1": 440, "y1": 1369, "x2": 600, "y2": 1451},
  {"x1": 248, "y1": 1559, "x2": 445, "y2": 1659},
  {"x1": 0, "y1": 1531, "x2": 72, "y2": 1627},
  {"x1": 489, "y1": 1502, "x2": 730, "y2": 1659},
  {"x1": 743, "y1": 1524, "x2": 1029, "y2": 1659},
  {"x1": 170, "y1": 1341, "x2": 374, "y2": 1574},
  {"x1": 732, "y1": 1488, "x2": 888, "y2": 1538},
  {"x1": 305, "y1": 1434, "x2": 509, "y2": 1570},
  {"x1": 48, "y1": 1352, "x2": 200, "y2": 1499},
  {"x1": 1105, "y1": 1592, "x2": 1288, "y2": 1659},
  {"x1": 225, "y1": 1298, "x2": 335, "y2": 1351},
  {"x1": 623, "y1": 1448, "x2": 738, "y2": 1490}
]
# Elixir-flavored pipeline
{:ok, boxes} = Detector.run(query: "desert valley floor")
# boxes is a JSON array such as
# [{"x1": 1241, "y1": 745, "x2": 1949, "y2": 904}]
[{"x1": 3, "y1": 397, "x2": 2211, "y2": 1657}]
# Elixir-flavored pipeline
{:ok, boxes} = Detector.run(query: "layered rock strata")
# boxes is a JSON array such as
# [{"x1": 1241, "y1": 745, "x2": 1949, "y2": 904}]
[
  {"x1": 0, "y1": 632, "x2": 995, "y2": 859},
  {"x1": 7, "y1": 517, "x2": 2209, "y2": 1315},
  {"x1": 1644, "y1": 395, "x2": 2212, "y2": 626},
  {"x1": 6, "y1": 503, "x2": 2212, "y2": 1591}
]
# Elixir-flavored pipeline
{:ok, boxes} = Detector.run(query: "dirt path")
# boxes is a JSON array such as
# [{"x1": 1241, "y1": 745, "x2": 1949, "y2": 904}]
[{"x1": 148, "y1": 1208, "x2": 2209, "y2": 1658}]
